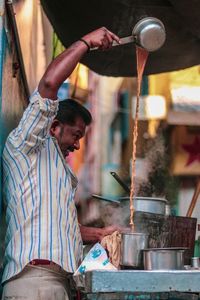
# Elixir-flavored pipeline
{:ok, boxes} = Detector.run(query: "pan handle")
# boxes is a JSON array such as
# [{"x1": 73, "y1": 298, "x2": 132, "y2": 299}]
[
  {"x1": 92, "y1": 194, "x2": 120, "y2": 204},
  {"x1": 186, "y1": 177, "x2": 200, "y2": 217},
  {"x1": 90, "y1": 35, "x2": 134, "y2": 51},
  {"x1": 110, "y1": 171, "x2": 130, "y2": 194}
]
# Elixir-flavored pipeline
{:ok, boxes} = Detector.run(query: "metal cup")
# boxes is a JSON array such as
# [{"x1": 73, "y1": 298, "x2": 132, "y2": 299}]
[
  {"x1": 120, "y1": 232, "x2": 149, "y2": 268},
  {"x1": 191, "y1": 257, "x2": 200, "y2": 268}
]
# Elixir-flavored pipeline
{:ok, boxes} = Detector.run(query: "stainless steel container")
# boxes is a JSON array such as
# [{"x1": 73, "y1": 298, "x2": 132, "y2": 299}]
[
  {"x1": 120, "y1": 197, "x2": 167, "y2": 215},
  {"x1": 120, "y1": 232, "x2": 149, "y2": 268},
  {"x1": 191, "y1": 257, "x2": 200, "y2": 269},
  {"x1": 132, "y1": 17, "x2": 166, "y2": 52},
  {"x1": 143, "y1": 247, "x2": 186, "y2": 270}
]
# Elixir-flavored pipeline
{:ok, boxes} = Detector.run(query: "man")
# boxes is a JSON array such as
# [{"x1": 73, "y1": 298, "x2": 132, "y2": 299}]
[{"x1": 2, "y1": 27, "x2": 121, "y2": 299}]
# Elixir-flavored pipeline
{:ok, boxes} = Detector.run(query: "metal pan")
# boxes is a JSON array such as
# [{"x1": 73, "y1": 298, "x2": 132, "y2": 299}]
[{"x1": 143, "y1": 247, "x2": 188, "y2": 270}]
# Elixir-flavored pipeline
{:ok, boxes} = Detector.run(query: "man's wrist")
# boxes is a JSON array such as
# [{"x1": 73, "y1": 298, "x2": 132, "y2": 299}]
[
  {"x1": 79, "y1": 38, "x2": 90, "y2": 52},
  {"x1": 98, "y1": 228, "x2": 105, "y2": 241}
]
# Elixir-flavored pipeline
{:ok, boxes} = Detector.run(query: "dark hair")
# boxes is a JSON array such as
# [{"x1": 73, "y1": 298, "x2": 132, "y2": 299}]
[{"x1": 55, "y1": 99, "x2": 92, "y2": 126}]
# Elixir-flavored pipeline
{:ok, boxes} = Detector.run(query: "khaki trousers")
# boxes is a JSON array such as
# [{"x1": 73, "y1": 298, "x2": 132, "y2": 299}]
[{"x1": 2, "y1": 264, "x2": 73, "y2": 300}]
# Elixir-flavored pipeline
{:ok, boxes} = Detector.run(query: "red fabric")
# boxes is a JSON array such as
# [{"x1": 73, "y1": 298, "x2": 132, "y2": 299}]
[
  {"x1": 76, "y1": 291, "x2": 81, "y2": 300},
  {"x1": 29, "y1": 259, "x2": 52, "y2": 265}
]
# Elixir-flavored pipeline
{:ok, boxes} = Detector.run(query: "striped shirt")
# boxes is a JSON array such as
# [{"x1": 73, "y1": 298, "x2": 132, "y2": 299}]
[{"x1": 2, "y1": 90, "x2": 83, "y2": 283}]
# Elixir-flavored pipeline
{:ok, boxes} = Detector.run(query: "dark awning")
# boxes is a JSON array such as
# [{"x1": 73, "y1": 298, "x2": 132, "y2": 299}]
[{"x1": 41, "y1": 0, "x2": 200, "y2": 77}]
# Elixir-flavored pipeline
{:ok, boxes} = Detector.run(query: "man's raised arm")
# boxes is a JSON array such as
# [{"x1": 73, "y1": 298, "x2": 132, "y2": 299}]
[{"x1": 38, "y1": 27, "x2": 120, "y2": 100}]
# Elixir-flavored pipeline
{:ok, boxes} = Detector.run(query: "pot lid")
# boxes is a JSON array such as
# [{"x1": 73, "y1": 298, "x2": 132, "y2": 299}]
[{"x1": 41, "y1": 0, "x2": 200, "y2": 76}]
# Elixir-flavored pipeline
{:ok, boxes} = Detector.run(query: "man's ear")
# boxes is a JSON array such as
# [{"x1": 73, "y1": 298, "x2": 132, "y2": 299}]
[{"x1": 50, "y1": 119, "x2": 61, "y2": 136}]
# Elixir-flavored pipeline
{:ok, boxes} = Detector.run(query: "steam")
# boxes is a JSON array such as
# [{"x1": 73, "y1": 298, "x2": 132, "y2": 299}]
[
  {"x1": 137, "y1": 135, "x2": 168, "y2": 198},
  {"x1": 99, "y1": 201, "x2": 130, "y2": 227},
  {"x1": 78, "y1": 134, "x2": 176, "y2": 227},
  {"x1": 99, "y1": 135, "x2": 169, "y2": 227}
]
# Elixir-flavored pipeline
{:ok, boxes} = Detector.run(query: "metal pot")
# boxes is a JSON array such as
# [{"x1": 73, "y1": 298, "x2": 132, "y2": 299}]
[
  {"x1": 120, "y1": 197, "x2": 167, "y2": 215},
  {"x1": 132, "y1": 17, "x2": 166, "y2": 52},
  {"x1": 109, "y1": 172, "x2": 168, "y2": 215},
  {"x1": 120, "y1": 232, "x2": 149, "y2": 268},
  {"x1": 95, "y1": 196, "x2": 168, "y2": 227},
  {"x1": 143, "y1": 247, "x2": 187, "y2": 270}
]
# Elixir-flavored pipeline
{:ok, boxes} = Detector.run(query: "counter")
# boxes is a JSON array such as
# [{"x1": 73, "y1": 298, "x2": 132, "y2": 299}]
[{"x1": 82, "y1": 270, "x2": 200, "y2": 299}]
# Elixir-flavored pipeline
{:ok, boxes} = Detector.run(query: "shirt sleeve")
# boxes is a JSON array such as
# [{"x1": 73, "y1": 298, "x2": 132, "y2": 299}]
[{"x1": 7, "y1": 89, "x2": 59, "y2": 154}]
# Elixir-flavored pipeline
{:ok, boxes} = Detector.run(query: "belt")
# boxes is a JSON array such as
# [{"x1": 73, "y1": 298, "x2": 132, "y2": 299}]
[
  {"x1": 29, "y1": 259, "x2": 54, "y2": 266},
  {"x1": 29, "y1": 259, "x2": 70, "y2": 277}
]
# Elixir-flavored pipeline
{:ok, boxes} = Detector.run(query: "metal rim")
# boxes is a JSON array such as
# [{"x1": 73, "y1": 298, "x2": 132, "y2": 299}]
[
  {"x1": 132, "y1": 17, "x2": 165, "y2": 36},
  {"x1": 120, "y1": 196, "x2": 168, "y2": 203},
  {"x1": 132, "y1": 16, "x2": 166, "y2": 52},
  {"x1": 121, "y1": 232, "x2": 149, "y2": 236},
  {"x1": 143, "y1": 247, "x2": 188, "y2": 251}
]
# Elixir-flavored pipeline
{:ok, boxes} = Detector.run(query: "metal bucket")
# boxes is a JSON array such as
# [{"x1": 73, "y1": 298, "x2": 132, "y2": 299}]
[
  {"x1": 143, "y1": 247, "x2": 186, "y2": 270},
  {"x1": 120, "y1": 232, "x2": 149, "y2": 268}
]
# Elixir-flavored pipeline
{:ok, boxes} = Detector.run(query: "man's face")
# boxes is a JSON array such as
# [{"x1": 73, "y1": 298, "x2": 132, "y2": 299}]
[{"x1": 50, "y1": 116, "x2": 86, "y2": 159}]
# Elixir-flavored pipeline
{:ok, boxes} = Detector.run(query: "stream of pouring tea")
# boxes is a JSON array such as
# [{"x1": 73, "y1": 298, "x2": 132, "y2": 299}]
[{"x1": 129, "y1": 46, "x2": 149, "y2": 232}]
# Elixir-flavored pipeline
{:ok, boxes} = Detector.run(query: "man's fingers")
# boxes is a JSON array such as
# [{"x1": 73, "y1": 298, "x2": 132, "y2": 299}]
[
  {"x1": 105, "y1": 32, "x2": 113, "y2": 43},
  {"x1": 106, "y1": 29, "x2": 121, "y2": 44},
  {"x1": 102, "y1": 31, "x2": 119, "y2": 50},
  {"x1": 83, "y1": 27, "x2": 120, "y2": 50},
  {"x1": 105, "y1": 32, "x2": 114, "y2": 48},
  {"x1": 101, "y1": 27, "x2": 120, "y2": 44}
]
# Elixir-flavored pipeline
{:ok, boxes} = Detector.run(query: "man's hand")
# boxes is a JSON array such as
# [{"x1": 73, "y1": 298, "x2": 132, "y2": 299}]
[
  {"x1": 80, "y1": 224, "x2": 122, "y2": 244},
  {"x1": 82, "y1": 27, "x2": 120, "y2": 50},
  {"x1": 100, "y1": 225, "x2": 122, "y2": 241}
]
